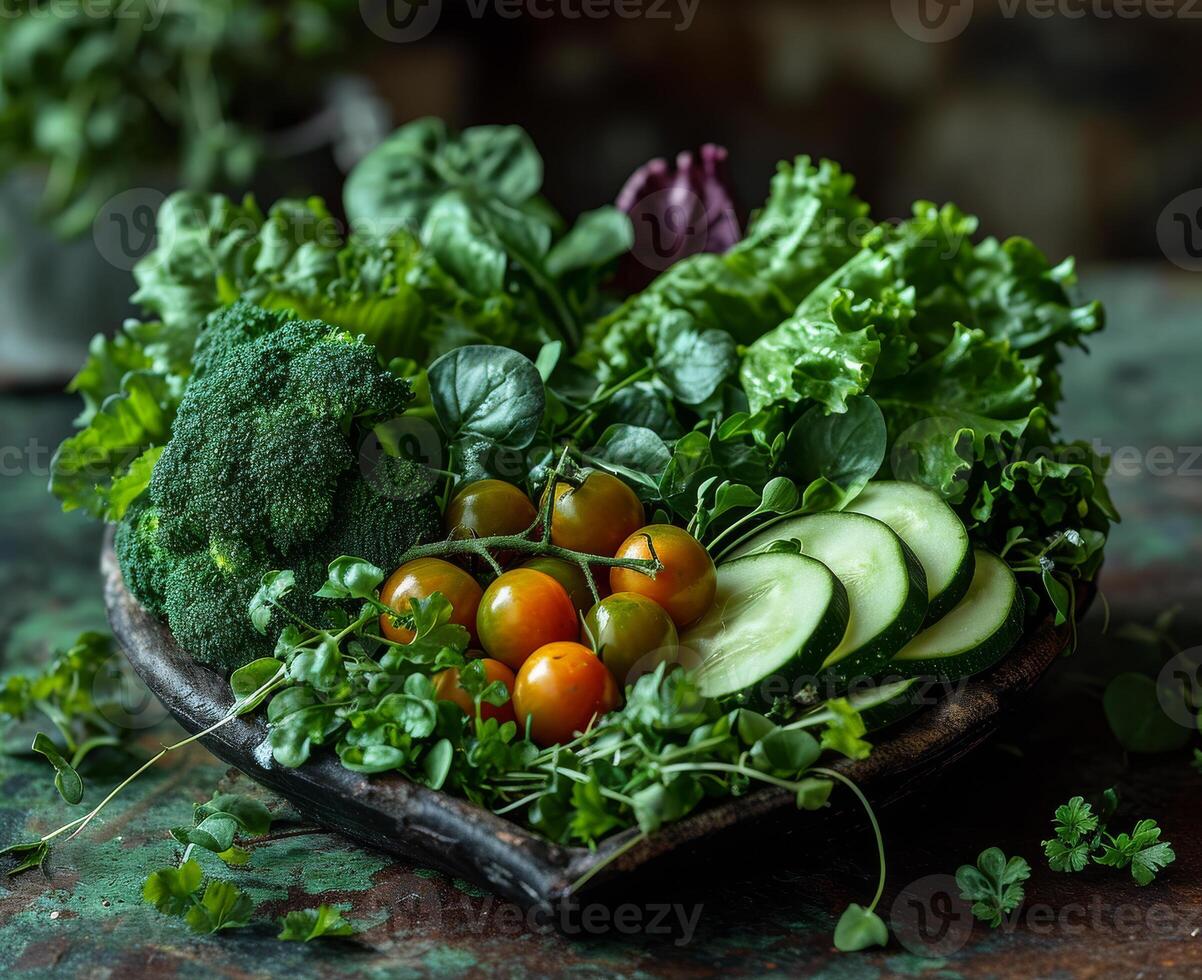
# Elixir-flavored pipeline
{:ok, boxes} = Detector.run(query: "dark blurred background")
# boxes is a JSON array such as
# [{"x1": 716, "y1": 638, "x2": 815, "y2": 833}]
[
  {"x1": 3, "y1": 0, "x2": 1202, "y2": 383},
  {"x1": 388, "y1": 0, "x2": 1199, "y2": 266}
]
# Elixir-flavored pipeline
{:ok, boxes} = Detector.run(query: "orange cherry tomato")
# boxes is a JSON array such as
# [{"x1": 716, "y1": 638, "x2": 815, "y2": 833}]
[
  {"x1": 513, "y1": 642, "x2": 620, "y2": 746},
  {"x1": 520, "y1": 556, "x2": 595, "y2": 614},
  {"x1": 609, "y1": 524, "x2": 717, "y2": 627},
  {"x1": 547, "y1": 471, "x2": 645, "y2": 558},
  {"x1": 433, "y1": 658, "x2": 517, "y2": 725},
  {"x1": 445, "y1": 479, "x2": 537, "y2": 544},
  {"x1": 380, "y1": 558, "x2": 483, "y2": 644},
  {"x1": 584, "y1": 591, "x2": 679, "y2": 687},
  {"x1": 476, "y1": 569, "x2": 579, "y2": 671}
]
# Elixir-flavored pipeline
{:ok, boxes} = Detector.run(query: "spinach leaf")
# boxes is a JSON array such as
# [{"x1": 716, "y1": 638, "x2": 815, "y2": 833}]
[
  {"x1": 422, "y1": 193, "x2": 510, "y2": 297},
  {"x1": 787, "y1": 396, "x2": 886, "y2": 511},
  {"x1": 344, "y1": 118, "x2": 543, "y2": 235},
  {"x1": 653, "y1": 312, "x2": 738, "y2": 406},
  {"x1": 429, "y1": 346, "x2": 546, "y2": 450},
  {"x1": 1102, "y1": 673, "x2": 1190, "y2": 754},
  {"x1": 584, "y1": 425, "x2": 673, "y2": 496},
  {"x1": 546, "y1": 207, "x2": 633, "y2": 277}
]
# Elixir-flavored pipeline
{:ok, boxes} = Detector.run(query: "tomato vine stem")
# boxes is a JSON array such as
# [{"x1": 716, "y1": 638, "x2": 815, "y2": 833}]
[{"x1": 397, "y1": 445, "x2": 663, "y2": 602}]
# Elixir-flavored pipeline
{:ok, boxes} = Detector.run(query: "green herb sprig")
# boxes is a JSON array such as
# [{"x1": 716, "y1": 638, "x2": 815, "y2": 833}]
[
  {"x1": 1042, "y1": 790, "x2": 1175, "y2": 886},
  {"x1": 955, "y1": 848, "x2": 1032, "y2": 928}
]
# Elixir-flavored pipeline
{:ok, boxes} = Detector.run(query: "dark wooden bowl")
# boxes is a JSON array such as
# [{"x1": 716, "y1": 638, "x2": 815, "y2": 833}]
[{"x1": 102, "y1": 537, "x2": 1083, "y2": 911}]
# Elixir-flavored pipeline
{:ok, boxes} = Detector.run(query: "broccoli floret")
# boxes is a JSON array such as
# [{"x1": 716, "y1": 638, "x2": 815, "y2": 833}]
[
  {"x1": 114, "y1": 502, "x2": 170, "y2": 617},
  {"x1": 192, "y1": 304, "x2": 297, "y2": 378},
  {"x1": 117, "y1": 301, "x2": 442, "y2": 672},
  {"x1": 300, "y1": 457, "x2": 442, "y2": 588},
  {"x1": 150, "y1": 302, "x2": 412, "y2": 553},
  {"x1": 162, "y1": 538, "x2": 279, "y2": 672}
]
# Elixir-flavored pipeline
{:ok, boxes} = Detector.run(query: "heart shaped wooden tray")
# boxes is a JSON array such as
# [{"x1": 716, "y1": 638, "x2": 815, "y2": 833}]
[{"x1": 102, "y1": 537, "x2": 1081, "y2": 911}]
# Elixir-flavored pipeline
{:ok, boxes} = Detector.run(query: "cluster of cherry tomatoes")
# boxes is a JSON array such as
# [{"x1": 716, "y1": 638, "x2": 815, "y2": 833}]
[{"x1": 379, "y1": 473, "x2": 717, "y2": 747}]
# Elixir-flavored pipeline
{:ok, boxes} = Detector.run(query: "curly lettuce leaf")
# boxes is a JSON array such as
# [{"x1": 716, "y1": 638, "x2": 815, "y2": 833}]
[{"x1": 50, "y1": 373, "x2": 177, "y2": 520}]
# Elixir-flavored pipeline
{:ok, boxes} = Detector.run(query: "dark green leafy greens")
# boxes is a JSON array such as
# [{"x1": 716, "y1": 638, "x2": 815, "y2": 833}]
[{"x1": 344, "y1": 118, "x2": 632, "y2": 351}]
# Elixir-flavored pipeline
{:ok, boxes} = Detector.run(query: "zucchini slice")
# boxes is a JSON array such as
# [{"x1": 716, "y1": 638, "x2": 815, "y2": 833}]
[
  {"x1": 685, "y1": 551, "x2": 849, "y2": 707},
  {"x1": 891, "y1": 550, "x2": 1025, "y2": 681},
  {"x1": 846, "y1": 480, "x2": 974, "y2": 624},
  {"x1": 730, "y1": 512, "x2": 928, "y2": 684}
]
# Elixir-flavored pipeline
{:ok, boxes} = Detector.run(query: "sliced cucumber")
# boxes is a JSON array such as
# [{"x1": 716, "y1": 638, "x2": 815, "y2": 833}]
[
  {"x1": 685, "y1": 552, "x2": 849, "y2": 707},
  {"x1": 846, "y1": 480, "x2": 974, "y2": 625},
  {"x1": 847, "y1": 678, "x2": 928, "y2": 730},
  {"x1": 798, "y1": 677, "x2": 928, "y2": 731},
  {"x1": 891, "y1": 550, "x2": 1025, "y2": 681},
  {"x1": 729, "y1": 513, "x2": 928, "y2": 684}
]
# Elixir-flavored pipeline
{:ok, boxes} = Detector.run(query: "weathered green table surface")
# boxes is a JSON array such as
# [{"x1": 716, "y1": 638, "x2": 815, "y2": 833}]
[{"x1": 2, "y1": 268, "x2": 1201, "y2": 978}]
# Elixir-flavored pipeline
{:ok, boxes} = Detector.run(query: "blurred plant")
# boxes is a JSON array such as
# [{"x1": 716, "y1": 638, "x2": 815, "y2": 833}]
[{"x1": 0, "y1": 0, "x2": 358, "y2": 237}]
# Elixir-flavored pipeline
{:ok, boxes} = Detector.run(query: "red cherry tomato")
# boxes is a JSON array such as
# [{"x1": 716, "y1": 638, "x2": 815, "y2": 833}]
[
  {"x1": 433, "y1": 658, "x2": 517, "y2": 725},
  {"x1": 547, "y1": 471, "x2": 645, "y2": 558},
  {"x1": 520, "y1": 556, "x2": 595, "y2": 614},
  {"x1": 513, "y1": 642, "x2": 620, "y2": 746},
  {"x1": 445, "y1": 480, "x2": 537, "y2": 564},
  {"x1": 380, "y1": 558, "x2": 483, "y2": 644},
  {"x1": 609, "y1": 524, "x2": 717, "y2": 627},
  {"x1": 584, "y1": 591, "x2": 679, "y2": 687},
  {"x1": 476, "y1": 569, "x2": 579, "y2": 671}
]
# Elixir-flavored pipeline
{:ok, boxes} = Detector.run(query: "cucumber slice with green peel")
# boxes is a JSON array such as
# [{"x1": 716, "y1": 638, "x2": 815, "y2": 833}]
[
  {"x1": 685, "y1": 552, "x2": 850, "y2": 707},
  {"x1": 846, "y1": 677, "x2": 928, "y2": 730},
  {"x1": 729, "y1": 512, "x2": 928, "y2": 685},
  {"x1": 799, "y1": 677, "x2": 928, "y2": 731},
  {"x1": 891, "y1": 550, "x2": 1025, "y2": 681},
  {"x1": 846, "y1": 480, "x2": 974, "y2": 625}
]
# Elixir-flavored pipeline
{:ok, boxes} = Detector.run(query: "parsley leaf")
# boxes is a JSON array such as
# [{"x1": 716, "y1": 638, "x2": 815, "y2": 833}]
[
  {"x1": 955, "y1": 847, "x2": 1030, "y2": 928},
  {"x1": 278, "y1": 904, "x2": 358, "y2": 942},
  {"x1": 1042, "y1": 795, "x2": 1098, "y2": 873},
  {"x1": 1095, "y1": 819, "x2": 1176, "y2": 886},
  {"x1": 817, "y1": 698, "x2": 872, "y2": 761},
  {"x1": 144, "y1": 861, "x2": 254, "y2": 934},
  {"x1": 184, "y1": 880, "x2": 255, "y2": 934},
  {"x1": 143, "y1": 861, "x2": 205, "y2": 916}
]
